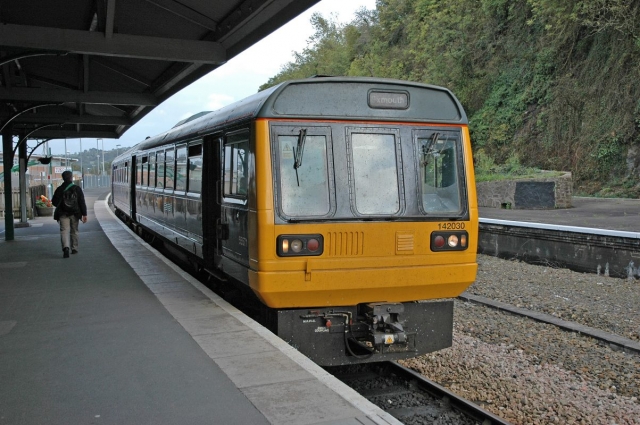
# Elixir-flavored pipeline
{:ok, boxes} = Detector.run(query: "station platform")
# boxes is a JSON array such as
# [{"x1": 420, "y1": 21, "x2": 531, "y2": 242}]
[
  {"x1": 479, "y1": 196, "x2": 640, "y2": 233},
  {"x1": 0, "y1": 188, "x2": 399, "y2": 425}
]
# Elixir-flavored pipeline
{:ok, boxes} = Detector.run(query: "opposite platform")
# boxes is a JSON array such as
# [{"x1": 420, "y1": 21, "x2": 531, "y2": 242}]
[
  {"x1": 0, "y1": 188, "x2": 399, "y2": 425},
  {"x1": 479, "y1": 196, "x2": 640, "y2": 233}
]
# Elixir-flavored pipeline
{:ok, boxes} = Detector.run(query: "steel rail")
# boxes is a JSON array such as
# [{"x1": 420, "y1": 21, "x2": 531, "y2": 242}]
[{"x1": 329, "y1": 362, "x2": 513, "y2": 425}]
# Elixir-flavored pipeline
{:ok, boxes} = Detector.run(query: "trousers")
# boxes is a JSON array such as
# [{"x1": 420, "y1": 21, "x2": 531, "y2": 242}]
[{"x1": 59, "y1": 214, "x2": 79, "y2": 251}]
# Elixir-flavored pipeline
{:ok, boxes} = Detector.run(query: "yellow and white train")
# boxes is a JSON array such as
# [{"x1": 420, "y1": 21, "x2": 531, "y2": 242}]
[{"x1": 112, "y1": 77, "x2": 478, "y2": 365}]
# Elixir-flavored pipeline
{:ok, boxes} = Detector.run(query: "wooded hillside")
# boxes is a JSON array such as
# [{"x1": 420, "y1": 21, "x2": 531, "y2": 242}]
[{"x1": 262, "y1": 0, "x2": 640, "y2": 197}]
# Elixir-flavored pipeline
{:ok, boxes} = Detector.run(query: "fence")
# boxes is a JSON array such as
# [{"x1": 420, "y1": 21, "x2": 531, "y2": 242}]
[
  {"x1": 81, "y1": 175, "x2": 110, "y2": 189},
  {"x1": 0, "y1": 185, "x2": 48, "y2": 219},
  {"x1": 0, "y1": 174, "x2": 110, "y2": 219}
]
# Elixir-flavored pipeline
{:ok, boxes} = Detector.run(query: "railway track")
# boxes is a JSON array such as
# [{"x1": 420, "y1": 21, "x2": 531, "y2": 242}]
[
  {"x1": 327, "y1": 361, "x2": 512, "y2": 425},
  {"x1": 458, "y1": 292, "x2": 640, "y2": 355}
]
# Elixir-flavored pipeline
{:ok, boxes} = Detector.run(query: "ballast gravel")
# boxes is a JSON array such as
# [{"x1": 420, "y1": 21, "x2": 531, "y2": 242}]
[{"x1": 400, "y1": 254, "x2": 640, "y2": 425}]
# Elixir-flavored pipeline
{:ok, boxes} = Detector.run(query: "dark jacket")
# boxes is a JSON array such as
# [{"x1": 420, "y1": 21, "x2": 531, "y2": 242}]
[{"x1": 51, "y1": 182, "x2": 88, "y2": 220}]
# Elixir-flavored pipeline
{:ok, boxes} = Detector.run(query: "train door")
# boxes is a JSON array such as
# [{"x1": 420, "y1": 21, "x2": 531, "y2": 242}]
[
  {"x1": 130, "y1": 155, "x2": 137, "y2": 219},
  {"x1": 219, "y1": 130, "x2": 250, "y2": 283},
  {"x1": 202, "y1": 135, "x2": 223, "y2": 269}
]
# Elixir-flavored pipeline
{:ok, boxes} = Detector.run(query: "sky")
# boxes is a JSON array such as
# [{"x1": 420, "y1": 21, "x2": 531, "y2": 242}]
[{"x1": 46, "y1": 0, "x2": 377, "y2": 155}]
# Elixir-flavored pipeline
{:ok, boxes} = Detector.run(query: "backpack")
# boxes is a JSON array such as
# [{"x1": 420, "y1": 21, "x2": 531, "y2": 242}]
[{"x1": 62, "y1": 183, "x2": 80, "y2": 213}]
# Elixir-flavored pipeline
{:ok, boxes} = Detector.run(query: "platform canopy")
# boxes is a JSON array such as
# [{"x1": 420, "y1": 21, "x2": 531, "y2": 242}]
[{"x1": 0, "y1": 0, "x2": 320, "y2": 141}]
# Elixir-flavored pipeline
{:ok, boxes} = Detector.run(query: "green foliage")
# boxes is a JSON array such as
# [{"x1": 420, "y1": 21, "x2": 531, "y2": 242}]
[
  {"x1": 262, "y1": 0, "x2": 640, "y2": 196},
  {"x1": 474, "y1": 149, "x2": 562, "y2": 182}
]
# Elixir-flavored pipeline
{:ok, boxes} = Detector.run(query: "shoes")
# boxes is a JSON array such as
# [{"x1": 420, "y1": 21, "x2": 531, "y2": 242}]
[
  {"x1": 71, "y1": 249, "x2": 78, "y2": 254},
  {"x1": 63, "y1": 247, "x2": 70, "y2": 258}
]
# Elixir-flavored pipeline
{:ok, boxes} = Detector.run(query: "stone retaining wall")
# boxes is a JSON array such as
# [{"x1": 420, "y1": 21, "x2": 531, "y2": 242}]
[{"x1": 476, "y1": 172, "x2": 572, "y2": 209}]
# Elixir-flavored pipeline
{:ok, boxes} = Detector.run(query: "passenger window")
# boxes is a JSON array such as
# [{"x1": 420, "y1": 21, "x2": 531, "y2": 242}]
[
  {"x1": 165, "y1": 148, "x2": 175, "y2": 190},
  {"x1": 149, "y1": 154, "x2": 156, "y2": 188},
  {"x1": 223, "y1": 133, "x2": 249, "y2": 198},
  {"x1": 188, "y1": 143, "x2": 202, "y2": 194},
  {"x1": 276, "y1": 128, "x2": 331, "y2": 217},
  {"x1": 156, "y1": 152, "x2": 165, "y2": 188},
  {"x1": 349, "y1": 129, "x2": 401, "y2": 215},
  {"x1": 417, "y1": 132, "x2": 462, "y2": 213},
  {"x1": 135, "y1": 162, "x2": 141, "y2": 185},
  {"x1": 176, "y1": 146, "x2": 187, "y2": 192},
  {"x1": 141, "y1": 156, "x2": 148, "y2": 186}
]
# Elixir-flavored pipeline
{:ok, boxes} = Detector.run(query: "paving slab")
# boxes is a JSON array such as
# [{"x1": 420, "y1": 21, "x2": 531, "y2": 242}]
[{"x1": 0, "y1": 187, "x2": 402, "y2": 425}]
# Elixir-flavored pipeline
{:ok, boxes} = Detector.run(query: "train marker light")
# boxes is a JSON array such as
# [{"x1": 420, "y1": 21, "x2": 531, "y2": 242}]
[
  {"x1": 277, "y1": 234, "x2": 324, "y2": 257},
  {"x1": 307, "y1": 238, "x2": 320, "y2": 252},
  {"x1": 430, "y1": 231, "x2": 469, "y2": 251},
  {"x1": 291, "y1": 239, "x2": 303, "y2": 253}
]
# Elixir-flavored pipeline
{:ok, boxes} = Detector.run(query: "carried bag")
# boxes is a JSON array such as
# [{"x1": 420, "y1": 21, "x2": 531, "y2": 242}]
[{"x1": 61, "y1": 183, "x2": 80, "y2": 214}]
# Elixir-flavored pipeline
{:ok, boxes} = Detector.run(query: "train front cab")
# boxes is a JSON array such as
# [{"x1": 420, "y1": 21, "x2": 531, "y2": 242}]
[{"x1": 246, "y1": 116, "x2": 478, "y2": 366}]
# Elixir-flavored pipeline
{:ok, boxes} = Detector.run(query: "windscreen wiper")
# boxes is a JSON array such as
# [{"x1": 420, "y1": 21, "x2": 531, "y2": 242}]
[
  {"x1": 292, "y1": 128, "x2": 307, "y2": 187},
  {"x1": 422, "y1": 132, "x2": 440, "y2": 183}
]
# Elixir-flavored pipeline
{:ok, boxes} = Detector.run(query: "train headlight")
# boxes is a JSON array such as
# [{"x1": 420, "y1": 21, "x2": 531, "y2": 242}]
[
  {"x1": 290, "y1": 239, "x2": 303, "y2": 253},
  {"x1": 277, "y1": 235, "x2": 324, "y2": 257},
  {"x1": 430, "y1": 231, "x2": 468, "y2": 251}
]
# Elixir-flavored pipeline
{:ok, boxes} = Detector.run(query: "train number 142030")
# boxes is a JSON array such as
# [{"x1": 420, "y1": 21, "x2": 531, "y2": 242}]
[{"x1": 438, "y1": 222, "x2": 466, "y2": 230}]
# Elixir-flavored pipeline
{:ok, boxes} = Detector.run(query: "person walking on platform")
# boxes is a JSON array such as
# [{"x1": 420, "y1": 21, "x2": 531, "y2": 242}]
[{"x1": 51, "y1": 171, "x2": 88, "y2": 258}]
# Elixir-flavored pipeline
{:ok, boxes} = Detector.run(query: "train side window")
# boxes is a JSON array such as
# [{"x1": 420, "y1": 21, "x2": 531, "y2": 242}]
[
  {"x1": 223, "y1": 135, "x2": 248, "y2": 199},
  {"x1": 188, "y1": 143, "x2": 202, "y2": 194},
  {"x1": 136, "y1": 161, "x2": 142, "y2": 185},
  {"x1": 149, "y1": 153, "x2": 157, "y2": 187},
  {"x1": 416, "y1": 131, "x2": 463, "y2": 214},
  {"x1": 348, "y1": 128, "x2": 402, "y2": 215},
  {"x1": 176, "y1": 145, "x2": 187, "y2": 192},
  {"x1": 125, "y1": 162, "x2": 129, "y2": 183},
  {"x1": 141, "y1": 156, "x2": 148, "y2": 186},
  {"x1": 274, "y1": 126, "x2": 333, "y2": 218},
  {"x1": 156, "y1": 152, "x2": 165, "y2": 188},
  {"x1": 165, "y1": 148, "x2": 175, "y2": 190}
]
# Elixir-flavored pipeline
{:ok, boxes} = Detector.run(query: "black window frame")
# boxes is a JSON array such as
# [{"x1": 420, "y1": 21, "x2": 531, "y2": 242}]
[
  {"x1": 412, "y1": 128, "x2": 468, "y2": 217},
  {"x1": 164, "y1": 147, "x2": 175, "y2": 191},
  {"x1": 187, "y1": 141, "x2": 203, "y2": 195},
  {"x1": 345, "y1": 126, "x2": 405, "y2": 218},
  {"x1": 155, "y1": 151, "x2": 165, "y2": 189},
  {"x1": 222, "y1": 130, "x2": 249, "y2": 204},
  {"x1": 141, "y1": 155, "x2": 148, "y2": 187},
  {"x1": 271, "y1": 124, "x2": 336, "y2": 221}
]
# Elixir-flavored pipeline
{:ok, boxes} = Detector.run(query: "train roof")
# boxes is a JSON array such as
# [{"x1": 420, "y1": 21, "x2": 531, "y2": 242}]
[{"x1": 123, "y1": 77, "x2": 469, "y2": 155}]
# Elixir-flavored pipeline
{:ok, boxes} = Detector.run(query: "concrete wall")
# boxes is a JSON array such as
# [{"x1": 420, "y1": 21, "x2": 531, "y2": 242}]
[
  {"x1": 478, "y1": 221, "x2": 640, "y2": 280},
  {"x1": 477, "y1": 172, "x2": 572, "y2": 209}
]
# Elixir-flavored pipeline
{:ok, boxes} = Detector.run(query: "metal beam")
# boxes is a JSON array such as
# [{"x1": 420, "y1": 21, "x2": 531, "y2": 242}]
[
  {"x1": 0, "y1": 87, "x2": 158, "y2": 105},
  {"x1": 105, "y1": 0, "x2": 116, "y2": 39},
  {"x1": 12, "y1": 114, "x2": 131, "y2": 126},
  {"x1": 92, "y1": 58, "x2": 153, "y2": 88},
  {"x1": 2, "y1": 124, "x2": 15, "y2": 241},
  {"x1": 0, "y1": 51, "x2": 69, "y2": 68},
  {"x1": 144, "y1": 0, "x2": 218, "y2": 31},
  {"x1": 29, "y1": 129, "x2": 119, "y2": 139},
  {"x1": 0, "y1": 23, "x2": 226, "y2": 64},
  {"x1": 215, "y1": 0, "x2": 320, "y2": 57}
]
